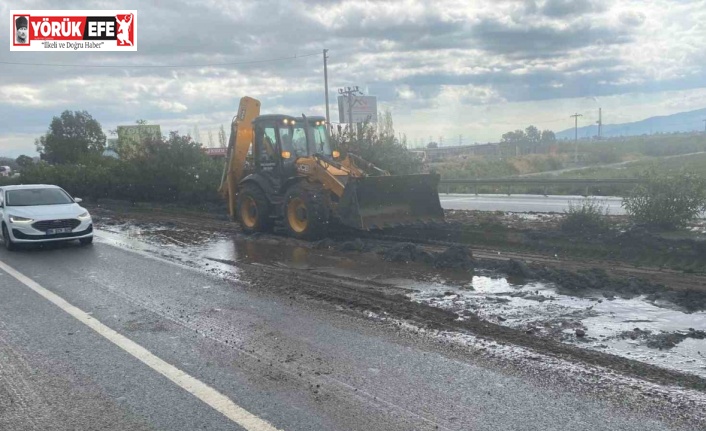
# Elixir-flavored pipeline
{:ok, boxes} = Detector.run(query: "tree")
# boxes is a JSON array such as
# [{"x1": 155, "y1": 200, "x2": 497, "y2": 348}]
[
  {"x1": 332, "y1": 112, "x2": 422, "y2": 175},
  {"x1": 208, "y1": 130, "x2": 215, "y2": 148},
  {"x1": 218, "y1": 124, "x2": 227, "y2": 148},
  {"x1": 525, "y1": 126, "x2": 541, "y2": 144},
  {"x1": 426, "y1": 142, "x2": 438, "y2": 149},
  {"x1": 35, "y1": 110, "x2": 106, "y2": 164},
  {"x1": 541, "y1": 130, "x2": 556, "y2": 142},
  {"x1": 15, "y1": 155, "x2": 34, "y2": 169},
  {"x1": 192, "y1": 125, "x2": 201, "y2": 145}
]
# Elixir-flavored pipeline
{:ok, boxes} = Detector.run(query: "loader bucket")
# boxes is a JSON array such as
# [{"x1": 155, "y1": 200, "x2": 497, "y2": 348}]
[{"x1": 337, "y1": 173, "x2": 444, "y2": 230}]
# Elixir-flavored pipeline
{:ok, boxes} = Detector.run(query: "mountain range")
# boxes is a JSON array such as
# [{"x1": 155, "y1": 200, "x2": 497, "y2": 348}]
[{"x1": 555, "y1": 107, "x2": 706, "y2": 140}]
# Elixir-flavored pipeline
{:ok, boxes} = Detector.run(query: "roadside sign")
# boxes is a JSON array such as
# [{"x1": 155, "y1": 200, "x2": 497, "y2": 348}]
[{"x1": 338, "y1": 95, "x2": 377, "y2": 124}]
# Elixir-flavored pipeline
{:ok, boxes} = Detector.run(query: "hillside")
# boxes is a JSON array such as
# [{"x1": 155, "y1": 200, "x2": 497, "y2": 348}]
[{"x1": 556, "y1": 107, "x2": 706, "y2": 139}]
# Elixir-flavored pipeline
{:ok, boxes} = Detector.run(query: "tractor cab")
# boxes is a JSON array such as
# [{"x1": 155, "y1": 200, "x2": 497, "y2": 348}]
[{"x1": 252, "y1": 115, "x2": 333, "y2": 165}]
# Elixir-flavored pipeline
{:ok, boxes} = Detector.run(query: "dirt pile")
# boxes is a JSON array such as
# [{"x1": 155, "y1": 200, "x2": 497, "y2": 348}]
[
  {"x1": 381, "y1": 243, "x2": 435, "y2": 264},
  {"x1": 619, "y1": 328, "x2": 706, "y2": 350},
  {"x1": 433, "y1": 245, "x2": 474, "y2": 270},
  {"x1": 380, "y1": 243, "x2": 474, "y2": 270}
]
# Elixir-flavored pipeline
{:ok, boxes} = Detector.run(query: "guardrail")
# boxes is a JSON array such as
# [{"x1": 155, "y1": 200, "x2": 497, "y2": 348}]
[{"x1": 438, "y1": 178, "x2": 645, "y2": 196}]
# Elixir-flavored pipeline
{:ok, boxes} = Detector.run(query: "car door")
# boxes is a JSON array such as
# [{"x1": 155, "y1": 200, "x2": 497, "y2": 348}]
[{"x1": 253, "y1": 123, "x2": 282, "y2": 193}]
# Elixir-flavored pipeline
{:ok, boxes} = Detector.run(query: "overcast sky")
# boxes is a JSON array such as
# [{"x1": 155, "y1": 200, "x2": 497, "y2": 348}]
[{"x1": 1, "y1": 0, "x2": 705, "y2": 157}]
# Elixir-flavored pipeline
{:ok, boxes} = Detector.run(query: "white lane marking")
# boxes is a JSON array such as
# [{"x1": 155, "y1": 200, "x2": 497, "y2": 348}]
[{"x1": 0, "y1": 259, "x2": 281, "y2": 431}]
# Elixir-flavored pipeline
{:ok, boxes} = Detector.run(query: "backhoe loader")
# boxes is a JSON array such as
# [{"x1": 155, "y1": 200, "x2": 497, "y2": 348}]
[{"x1": 219, "y1": 96, "x2": 444, "y2": 239}]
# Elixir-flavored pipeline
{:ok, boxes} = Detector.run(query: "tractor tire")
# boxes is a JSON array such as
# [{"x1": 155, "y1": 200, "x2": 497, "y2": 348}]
[
  {"x1": 236, "y1": 184, "x2": 273, "y2": 234},
  {"x1": 283, "y1": 184, "x2": 329, "y2": 240},
  {"x1": 2, "y1": 224, "x2": 17, "y2": 251}
]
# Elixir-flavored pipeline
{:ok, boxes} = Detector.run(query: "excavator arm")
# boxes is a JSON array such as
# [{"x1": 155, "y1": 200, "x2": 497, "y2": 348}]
[{"x1": 219, "y1": 97, "x2": 261, "y2": 219}]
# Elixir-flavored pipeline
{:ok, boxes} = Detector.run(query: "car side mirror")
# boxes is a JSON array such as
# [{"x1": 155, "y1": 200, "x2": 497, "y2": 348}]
[{"x1": 74, "y1": 197, "x2": 83, "y2": 203}]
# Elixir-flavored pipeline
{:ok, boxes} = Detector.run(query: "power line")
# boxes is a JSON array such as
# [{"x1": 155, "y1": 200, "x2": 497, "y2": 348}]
[{"x1": 0, "y1": 52, "x2": 320, "y2": 68}]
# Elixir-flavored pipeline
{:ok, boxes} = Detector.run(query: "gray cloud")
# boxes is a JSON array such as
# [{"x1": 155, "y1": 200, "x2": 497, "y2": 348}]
[
  {"x1": 540, "y1": 0, "x2": 607, "y2": 17},
  {"x1": 0, "y1": 0, "x2": 704, "y2": 151},
  {"x1": 471, "y1": 19, "x2": 632, "y2": 56}
]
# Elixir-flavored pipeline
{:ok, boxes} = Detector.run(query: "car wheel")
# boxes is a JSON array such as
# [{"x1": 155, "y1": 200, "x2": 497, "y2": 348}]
[
  {"x1": 2, "y1": 224, "x2": 17, "y2": 251},
  {"x1": 79, "y1": 236, "x2": 93, "y2": 246}
]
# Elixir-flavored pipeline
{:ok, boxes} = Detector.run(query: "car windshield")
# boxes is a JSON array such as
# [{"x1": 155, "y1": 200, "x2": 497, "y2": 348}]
[{"x1": 6, "y1": 188, "x2": 73, "y2": 206}]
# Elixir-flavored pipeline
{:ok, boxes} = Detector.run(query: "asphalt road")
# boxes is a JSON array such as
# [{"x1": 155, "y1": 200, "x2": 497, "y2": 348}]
[
  {"x1": 440, "y1": 194, "x2": 626, "y2": 214},
  {"x1": 0, "y1": 238, "x2": 697, "y2": 430}
]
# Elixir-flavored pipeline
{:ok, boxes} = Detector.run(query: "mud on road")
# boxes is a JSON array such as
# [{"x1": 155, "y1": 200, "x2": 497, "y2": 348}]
[{"x1": 86, "y1": 203, "x2": 706, "y2": 397}]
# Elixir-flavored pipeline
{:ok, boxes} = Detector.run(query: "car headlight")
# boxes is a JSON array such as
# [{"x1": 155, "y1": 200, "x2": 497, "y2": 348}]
[
  {"x1": 78, "y1": 211, "x2": 91, "y2": 220},
  {"x1": 9, "y1": 215, "x2": 33, "y2": 223}
]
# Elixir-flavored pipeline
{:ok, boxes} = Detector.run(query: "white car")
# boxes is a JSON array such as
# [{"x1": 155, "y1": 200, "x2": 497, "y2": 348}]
[{"x1": 0, "y1": 184, "x2": 93, "y2": 251}]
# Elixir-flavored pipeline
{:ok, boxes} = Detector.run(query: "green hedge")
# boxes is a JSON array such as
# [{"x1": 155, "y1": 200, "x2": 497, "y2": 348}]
[{"x1": 8, "y1": 133, "x2": 225, "y2": 206}]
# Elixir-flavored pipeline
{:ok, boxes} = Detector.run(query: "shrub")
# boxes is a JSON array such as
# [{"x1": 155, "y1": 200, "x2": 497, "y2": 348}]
[
  {"x1": 332, "y1": 112, "x2": 422, "y2": 175},
  {"x1": 561, "y1": 198, "x2": 610, "y2": 234},
  {"x1": 623, "y1": 168, "x2": 706, "y2": 229},
  {"x1": 13, "y1": 132, "x2": 224, "y2": 207}
]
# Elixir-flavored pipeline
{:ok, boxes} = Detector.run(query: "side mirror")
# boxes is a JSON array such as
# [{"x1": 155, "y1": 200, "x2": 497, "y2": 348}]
[{"x1": 74, "y1": 197, "x2": 83, "y2": 203}]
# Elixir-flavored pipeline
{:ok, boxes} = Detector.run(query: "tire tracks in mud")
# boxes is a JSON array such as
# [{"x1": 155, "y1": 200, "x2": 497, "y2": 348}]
[
  {"x1": 89, "y1": 205, "x2": 706, "y2": 392},
  {"x1": 91, "y1": 205, "x2": 706, "y2": 293},
  {"x1": 219, "y1": 258, "x2": 706, "y2": 393}
]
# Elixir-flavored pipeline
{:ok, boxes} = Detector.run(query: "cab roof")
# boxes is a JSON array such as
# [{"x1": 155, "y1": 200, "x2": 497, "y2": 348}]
[{"x1": 253, "y1": 114, "x2": 326, "y2": 124}]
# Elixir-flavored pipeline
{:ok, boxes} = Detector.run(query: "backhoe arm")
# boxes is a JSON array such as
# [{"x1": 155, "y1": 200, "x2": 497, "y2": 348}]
[{"x1": 219, "y1": 97, "x2": 261, "y2": 218}]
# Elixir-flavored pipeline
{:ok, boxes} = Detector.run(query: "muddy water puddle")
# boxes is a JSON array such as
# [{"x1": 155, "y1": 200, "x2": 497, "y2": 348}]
[
  {"x1": 408, "y1": 275, "x2": 706, "y2": 378},
  {"x1": 95, "y1": 223, "x2": 706, "y2": 378}
]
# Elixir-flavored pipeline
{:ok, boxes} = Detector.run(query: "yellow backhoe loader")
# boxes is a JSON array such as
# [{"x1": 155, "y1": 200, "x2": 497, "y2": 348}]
[{"x1": 219, "y1": 96, "x2": 444, "y2": 239}]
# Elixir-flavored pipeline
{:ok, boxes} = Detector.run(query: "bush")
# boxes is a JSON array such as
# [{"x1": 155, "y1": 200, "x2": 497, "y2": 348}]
[
  {"x1": 623, "y1": 168, "x2": 706, "y2": 229},
  {"x1": 561, "y1": 198, "x2": 610, "y2": 234},
  {"x1": 14, "y1": 132, "x2": 224, "y2": 207},
  {"x1": 332, "y1": 112, "x2": 422, "y2": 175}
]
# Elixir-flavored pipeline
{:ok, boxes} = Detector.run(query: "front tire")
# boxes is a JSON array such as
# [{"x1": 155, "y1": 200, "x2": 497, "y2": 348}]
[
  {"x1": 283, "y1": 184, "x2": 329, "y2": 240},
  {"x1": 236, "y1": 184, "x2": 273, "y2": 233},
  {"x1": 79, "y1": 236, "x2": 93, "y2": 246},
  {"x1": 2, "y1": 224, "x2": 17, "y2": 251}
]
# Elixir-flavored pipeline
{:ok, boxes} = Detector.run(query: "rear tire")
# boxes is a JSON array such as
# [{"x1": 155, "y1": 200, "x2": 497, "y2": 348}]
[
  {"x1": 283, "y1": 184, "x2": 329, "y2": 240},
  {"x1": 236, "y1": 184, "x2": 273, "y2": 233},
  {"x1": 79, "y1": 237, "x2": 93, "y2": 246},
  {"x1": 2, "y1": 224, "x2": 17, "y2": 251}
]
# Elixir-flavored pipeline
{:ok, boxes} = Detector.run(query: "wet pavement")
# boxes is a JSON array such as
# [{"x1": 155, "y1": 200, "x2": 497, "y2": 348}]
[
  {"x1": 4, "y1": 225, "x2": 705, "y2": 429},
  {"x1": 96, "y1": 220, "x2": 706, "y2": 380}
]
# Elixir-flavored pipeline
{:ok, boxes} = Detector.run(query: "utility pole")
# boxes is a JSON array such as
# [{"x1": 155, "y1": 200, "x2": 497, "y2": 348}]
[
  {"x1": 439, "y1": 136, "x2": 443, "y2": 146},
  {"x1": 597, "y1": 108, "x2": 602, "y2": 139},
  {"x1": 338, "y1": 86, "x2": 362, "y2": 136},
  {"x1": 703, "y1": 119, "x2": 706, "y2": 133},
  {"x1": 571, "y1": 113, "x2": 583, "y2": 164},
  {"x1": 323, "y1": 49, "x2": 330, "y2": 129},
  {"x1": 459, "y1": 134, "x2": 462, "y2": 146}
]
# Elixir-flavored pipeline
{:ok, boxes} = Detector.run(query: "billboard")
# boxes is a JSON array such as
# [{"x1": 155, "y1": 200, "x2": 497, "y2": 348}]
[
  {"x1": 338, "y1": 96, "x2": 378, "y2": 124},
  {"x1": 116, "y1": 125, "x2": 161, "y2": 144},
  {"x1": 202, "y1": 148, "x2": 227, "y2": 157}
]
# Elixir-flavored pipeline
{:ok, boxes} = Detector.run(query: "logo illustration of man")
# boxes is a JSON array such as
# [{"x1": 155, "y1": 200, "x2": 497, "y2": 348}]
[
  {"x1": 116, "y1": 13, "x2": 133, "y2": 46},
  {"x1": 15, "y1": 16, "x2": 29, "y2": 44}
]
